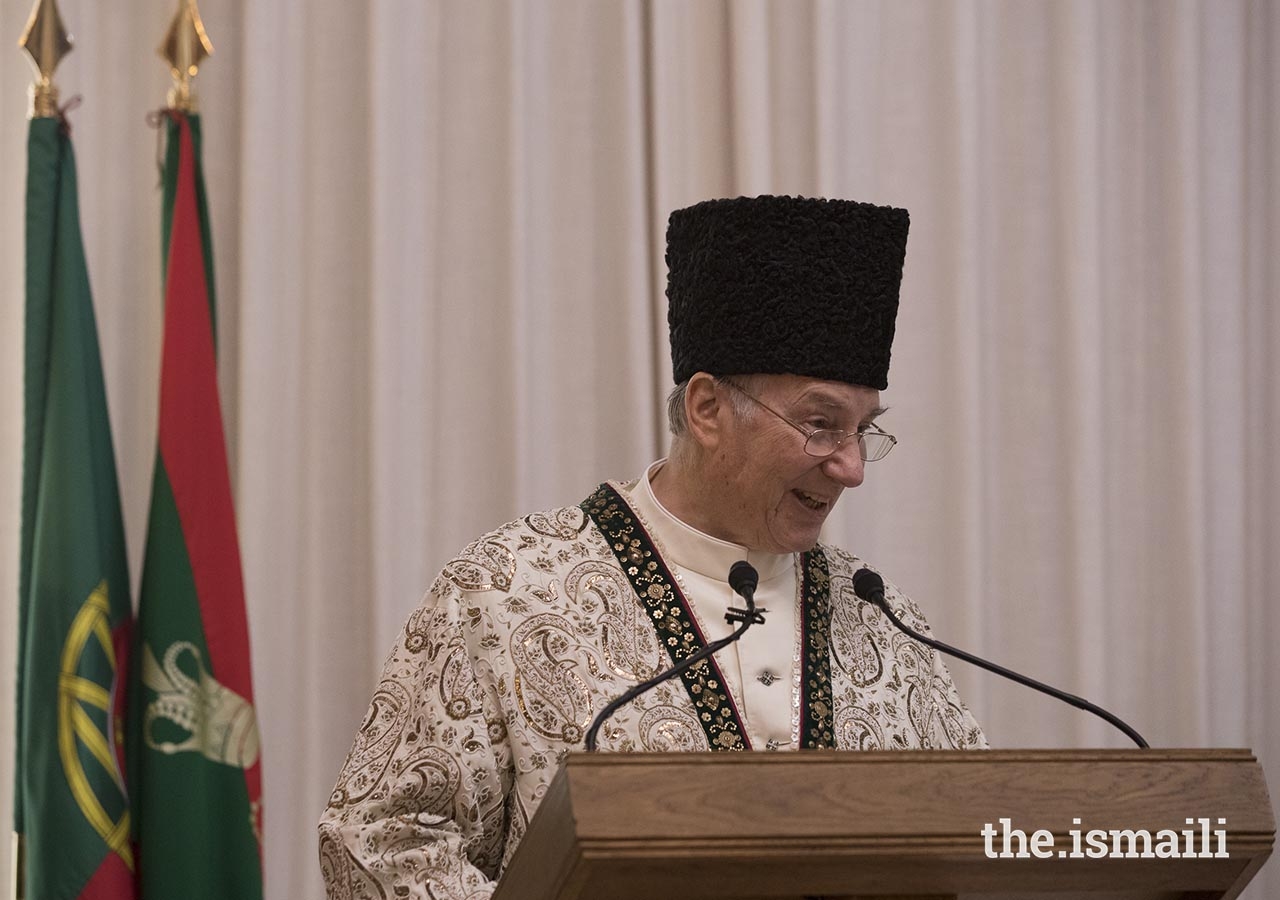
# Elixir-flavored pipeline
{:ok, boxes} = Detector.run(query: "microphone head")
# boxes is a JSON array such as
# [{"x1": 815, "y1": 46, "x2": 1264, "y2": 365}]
[
  {"x1": 852, "y1": 567, "x2": 886, "y2": 604},
  {"x1": 728, "y1": 560, "x2": 759, "y2": 598}
]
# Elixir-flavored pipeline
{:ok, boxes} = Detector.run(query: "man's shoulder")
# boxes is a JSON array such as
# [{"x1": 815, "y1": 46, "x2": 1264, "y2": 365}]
[
  {"x1": 475, "y1": 504, "x2": 597, "y2": 549},
  {"x1": 429, "y1": 501, "x2": 610, "y2": 597},
  {"x1": 813, "y1": 543, "x2": 904, "y2": 592},
  {"x1": 815, "y1": 542, "x2": 938, "y2": 633}
]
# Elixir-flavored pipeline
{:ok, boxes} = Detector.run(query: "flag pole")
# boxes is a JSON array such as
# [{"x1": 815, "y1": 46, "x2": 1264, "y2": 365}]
[
  {"x1": 8, "y1": 833, "x2": 22, "y2": 900},
  {"x1": 159, "y1": 0, "x2": 213, "y2": 112},
  {"x1": 13, "y1": 5, "x2": 71, "y2": 897},
  {"x1": 140, "y1": 4, "x2": 264, "y2": 897},
  {"x1": 12, "y1": 3, "x2": 72, "y2": 896}
]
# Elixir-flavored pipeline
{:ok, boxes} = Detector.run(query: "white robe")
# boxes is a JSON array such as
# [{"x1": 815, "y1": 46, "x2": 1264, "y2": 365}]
[{"x1": 319, "y1": 472, "x2": 987, "y2": 900}]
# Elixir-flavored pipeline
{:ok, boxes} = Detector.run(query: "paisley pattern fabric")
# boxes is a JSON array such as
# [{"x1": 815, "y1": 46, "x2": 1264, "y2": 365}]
[{"x1": 319, "y1": 486, "x2": 986, "y2": 900}]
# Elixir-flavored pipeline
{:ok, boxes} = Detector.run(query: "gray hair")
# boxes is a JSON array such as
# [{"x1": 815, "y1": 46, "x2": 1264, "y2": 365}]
[{"x1": 666, "y1": 375, "x2": 761, "y2": 437}]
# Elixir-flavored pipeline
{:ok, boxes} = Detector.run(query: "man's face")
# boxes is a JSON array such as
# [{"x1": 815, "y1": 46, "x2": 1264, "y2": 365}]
[{"x1": 705, "y1": 373, "x2": 885, "y2": 554}]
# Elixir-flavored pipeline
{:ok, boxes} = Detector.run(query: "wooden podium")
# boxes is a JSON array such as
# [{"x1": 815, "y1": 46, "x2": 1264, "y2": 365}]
[{"x1": 493, "y1": 749, "x2": 1274, "y2": 900}]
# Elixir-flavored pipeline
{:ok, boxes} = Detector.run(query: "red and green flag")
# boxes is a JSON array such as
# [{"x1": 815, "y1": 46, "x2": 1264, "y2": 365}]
[
  {"x1": 15, "y1": 114, "x2": 137, "y2": 900},
  {"x1": 129, "y1": 110, "x2": 263, "y2": 899}
]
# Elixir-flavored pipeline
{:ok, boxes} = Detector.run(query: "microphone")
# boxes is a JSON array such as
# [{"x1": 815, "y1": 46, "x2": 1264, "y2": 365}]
[
  {"x1": 583, "y1": 560, "x2": 766, "y2": 751},
  {"x1": 728, "y1": 559, "x2": 759, "y2": 604},
  {"x1": 851, "y1": 568, "x2": 1149, "y2": 749}
]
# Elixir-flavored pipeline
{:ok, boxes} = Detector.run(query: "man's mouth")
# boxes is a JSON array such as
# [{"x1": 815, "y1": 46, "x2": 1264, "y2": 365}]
[{"x1": 793, "y1": 489, "x2": 830, "y2": 512}]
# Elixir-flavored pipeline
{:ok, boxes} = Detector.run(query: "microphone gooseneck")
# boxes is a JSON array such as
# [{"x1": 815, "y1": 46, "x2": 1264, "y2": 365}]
[
  {"x1": 851, "y1": 568, "x2": 1149, "y2": 749},
  {"x1": 584, "y1": 560, "x2": 764, "y2": 751}
]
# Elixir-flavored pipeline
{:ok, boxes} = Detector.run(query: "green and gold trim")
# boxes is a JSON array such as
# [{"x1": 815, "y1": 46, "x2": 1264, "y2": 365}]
[
  {"x1": 799, "y1": 549, "x2": 836, "y2": 748},
  {"x1": 582, "y1": 484, "x2": 750, "y2": 751}
]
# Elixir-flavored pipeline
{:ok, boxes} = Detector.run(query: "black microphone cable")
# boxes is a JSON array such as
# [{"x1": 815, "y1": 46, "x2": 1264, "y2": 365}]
[{"x1": 852, "y1": 568, "x2": 1149, "y2": 749}]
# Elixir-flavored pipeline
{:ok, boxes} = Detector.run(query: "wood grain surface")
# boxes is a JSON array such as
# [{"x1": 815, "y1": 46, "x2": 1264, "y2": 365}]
[{"x1": 493, "y1": 749, "x2": 1274, "y2": 900}]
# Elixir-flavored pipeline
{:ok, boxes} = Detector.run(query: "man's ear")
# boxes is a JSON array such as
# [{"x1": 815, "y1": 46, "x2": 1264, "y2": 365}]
[{"x1": 684, "y1": 372, "x2": 727, "y2": 449}]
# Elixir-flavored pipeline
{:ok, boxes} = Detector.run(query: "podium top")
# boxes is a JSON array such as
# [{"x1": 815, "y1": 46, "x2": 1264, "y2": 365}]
[{"x1": 495, "y1": 749, "x2": 1274, "y2": 900}]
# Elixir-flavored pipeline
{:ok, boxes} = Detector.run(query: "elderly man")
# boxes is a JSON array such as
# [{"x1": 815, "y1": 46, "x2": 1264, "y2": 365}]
[{"x1": 319, "y1": 195, "x2": 986, "y2": 900}]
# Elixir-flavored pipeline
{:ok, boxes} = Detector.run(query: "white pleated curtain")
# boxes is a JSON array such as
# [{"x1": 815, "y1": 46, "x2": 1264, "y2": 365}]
[{"x1": 0, "y1": 2, "x2": 1275, "y2": 898}]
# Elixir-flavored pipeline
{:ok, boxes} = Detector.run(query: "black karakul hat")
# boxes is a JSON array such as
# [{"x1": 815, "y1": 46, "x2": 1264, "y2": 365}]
[{"x1": 666, "y1": 195, "x2": 909, "y2": 390}]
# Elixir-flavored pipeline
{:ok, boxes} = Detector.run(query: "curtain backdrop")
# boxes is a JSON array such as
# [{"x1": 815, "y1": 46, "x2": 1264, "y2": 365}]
[{"x1": 1, "y1": 2, "x2": 1276, "y2": 898}]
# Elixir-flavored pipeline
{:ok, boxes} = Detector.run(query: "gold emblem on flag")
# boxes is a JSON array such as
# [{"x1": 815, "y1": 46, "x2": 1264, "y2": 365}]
[
  {"x1": 142, "y1": 640, "x2": 260, "y2": 769},
  {"x1": 57, "y1": 581, "x2": 133, "y2": 868}
]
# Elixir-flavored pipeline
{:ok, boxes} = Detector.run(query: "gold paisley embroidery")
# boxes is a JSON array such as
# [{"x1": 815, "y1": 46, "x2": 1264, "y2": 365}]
[
  {"x1": 403, "y1": 605, "x2": 439, "y2": 655},
  {"x1": 829, "y1": 579, "x2": 885, "y2": 687},
  {"x1": 565, "y1": 561, "x2": 662, "y2": 681},
  {"x1": 930, "y1": 673, "x2": 974, "y2": 748},
  {"x1": 836, "y1": 704, "x2": 887, "y2": 751},
  {"x1": 439, "y1": 647, "x2": 474, "y2": 720},
  {"x1": 510, "y1": 613, "x2": 592, "y2": 743},
  {"x1": 328, "y1": 680, "x2": 412, "y2": 808},
  {"x1": 639, "y1": 705, "x2": 707, "y2": 751},
  {"x1": 396, "y1": 747, "x2": 463, "y2": 821},
  {"x1": 318, "y1": 823, "x2": 387, "y2": 900},
  {"x1": 524, "y1": 507, "x2": 589, "y2": 540},
  {"x1": 441, "y1": 540, "x2": 518, "y2": 592}
]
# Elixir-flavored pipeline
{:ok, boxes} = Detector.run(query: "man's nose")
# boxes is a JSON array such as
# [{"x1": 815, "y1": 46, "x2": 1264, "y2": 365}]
[{"x1": 822, "y1": 442, "x2": 865, "y2": 488}]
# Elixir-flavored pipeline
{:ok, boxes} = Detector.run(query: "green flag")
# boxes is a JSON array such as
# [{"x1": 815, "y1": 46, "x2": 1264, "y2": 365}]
[
  {"x1": 16, "y1": 116, "x2": 137, "y2": 899},
  {"x1": 129, "y1": 111, "x2": 263, "y2": 900}
]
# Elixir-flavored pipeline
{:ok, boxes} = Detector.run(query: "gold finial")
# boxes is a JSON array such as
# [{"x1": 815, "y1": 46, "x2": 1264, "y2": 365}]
[
  {"x1": 18, "y1": 0, "x2": 72, "y2": 119},
  {"x1": 159, "y1": 0, "x2": 213, "y2": 112}
]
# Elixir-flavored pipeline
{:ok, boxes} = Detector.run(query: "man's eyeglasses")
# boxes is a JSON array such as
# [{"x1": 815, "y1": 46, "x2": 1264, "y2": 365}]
[{"x1": 722, "y1": 380, "x2": 898, "y2": 462}]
